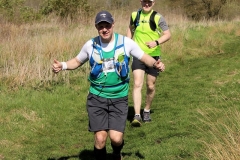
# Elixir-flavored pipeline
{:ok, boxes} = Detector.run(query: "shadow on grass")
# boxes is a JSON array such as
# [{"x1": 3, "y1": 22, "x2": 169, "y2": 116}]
[
  {"x1": 47, "y1": 150, "x2": 94, "y2": 160},
  {"x1": 48, "y1": 149, "x2": 145, "y2": 160},
  {"x1": 127, "y1": 105, "x2": 135, "y2": 122},
  {"x1": 127, "y1": 105, "x2": 155, "y2": 122}
]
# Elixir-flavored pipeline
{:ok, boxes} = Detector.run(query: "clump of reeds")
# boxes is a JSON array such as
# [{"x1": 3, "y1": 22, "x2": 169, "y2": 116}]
[{"x1": 197, "y1": 94, "x2": 240, "y2": 160}]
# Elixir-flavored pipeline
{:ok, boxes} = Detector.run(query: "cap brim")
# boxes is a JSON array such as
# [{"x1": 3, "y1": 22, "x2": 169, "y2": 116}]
[{"x1": 95, "y1": 19, "x2": 113, "y2": 24}]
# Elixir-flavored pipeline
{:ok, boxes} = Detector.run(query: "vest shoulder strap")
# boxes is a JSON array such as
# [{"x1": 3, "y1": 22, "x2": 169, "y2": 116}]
[
  {"x1": 115, "y1": 34, "x2": 124, "y2": 50},
  {"x1": 92, "y1": 36, "x2": 101, "y2": 50},
  {"x1": 92, "y1": 34, "x2": 125, "y2": 51}
]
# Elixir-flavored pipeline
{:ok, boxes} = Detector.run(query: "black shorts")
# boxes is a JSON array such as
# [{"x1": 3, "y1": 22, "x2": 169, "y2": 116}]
[
  {"x1": 87, "y1": 93, "x2": 128, "y2": 133},
  {"x1": 132, "y1": 56, "x2": 160, "y2": 77}
]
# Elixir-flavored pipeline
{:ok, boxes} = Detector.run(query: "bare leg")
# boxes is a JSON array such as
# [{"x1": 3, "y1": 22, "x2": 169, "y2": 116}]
[
  {"x1": 145, "y1": 74, "x2": 157, "y2": 110},
  {"x1": 142, "y1": 74, "x2": 157, "y2": 122},
  {"x1": 94, "y1": 130, "x2": 108, "y2": 149},
  {"x1": 109, "y1": 130, "x2": 124, "y2": 159},
  {"x1": 132, "y1": 69, "x2": 145, "y2": 115},
  {"x1": 94, "y1": 130, "x2": 108, "y2": 160},
  {"x1": 109, "y1": 130, "x2": 124, "y2": 146}
]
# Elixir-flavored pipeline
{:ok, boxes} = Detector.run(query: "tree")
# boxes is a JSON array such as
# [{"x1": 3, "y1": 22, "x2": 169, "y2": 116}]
[{"x1": 184, "y1": 0, "x2": 227, "y2": 20}]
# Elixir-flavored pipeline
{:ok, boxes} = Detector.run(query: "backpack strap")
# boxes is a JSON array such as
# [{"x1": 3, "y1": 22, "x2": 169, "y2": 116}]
[
  {"x1": 133, "y1": 9, "x2": 158, "y2": 32},
  {"x1": 149, "y1": 10, "x2": 157, "y2": 31},
  {"x1": 133, "y1": 8, "x2": 142, "y2": 29}
]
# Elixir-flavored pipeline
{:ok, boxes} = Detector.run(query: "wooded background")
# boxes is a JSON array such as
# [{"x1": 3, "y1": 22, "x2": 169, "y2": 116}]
[{"x1": 0, "y1": 0, "x2": 239, "y2": 23}]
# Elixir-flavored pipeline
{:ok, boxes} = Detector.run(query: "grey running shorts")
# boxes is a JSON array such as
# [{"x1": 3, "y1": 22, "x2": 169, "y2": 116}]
[
  {"x1": 132, "y1": 56, "x2": 160, "y2": 77},
  {"x1": 87, "y1": 93, "x2": 128, "y2": 133}
]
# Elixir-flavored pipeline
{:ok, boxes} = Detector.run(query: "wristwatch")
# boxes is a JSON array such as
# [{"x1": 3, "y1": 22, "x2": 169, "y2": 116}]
[{"x1": 155, "y1": 40, "x2": 159, "y2": 46}]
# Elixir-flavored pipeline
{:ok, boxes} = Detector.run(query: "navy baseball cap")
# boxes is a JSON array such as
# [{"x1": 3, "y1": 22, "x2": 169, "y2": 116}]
[{"x1": 95, "y1": 11, "x2": 114, "y2": 24}]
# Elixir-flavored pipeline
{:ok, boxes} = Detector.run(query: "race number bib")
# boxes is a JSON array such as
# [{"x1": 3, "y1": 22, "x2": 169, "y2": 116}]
[{"x1": 102, "y1": 59, "x2": 115, "y2": 73}]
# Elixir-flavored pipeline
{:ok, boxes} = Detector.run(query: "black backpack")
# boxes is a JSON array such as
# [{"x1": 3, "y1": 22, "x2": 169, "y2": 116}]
[{"x1": 133, "y1": 9, "x2": 158, "y2": 31}]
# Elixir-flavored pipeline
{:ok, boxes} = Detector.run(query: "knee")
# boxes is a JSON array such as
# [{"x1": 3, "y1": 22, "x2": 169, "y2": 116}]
[
  {"x1": 109, "y1": 132, "x2": 123, "y2": 146},
  {"x1": 147, "y1": 84, "x2": 155, "y2": 92},
  {"x1": 134, "y1": 81, "x2": 143, "y2": 89},
  {"x1": 110, "y1": 136, "x2": 122, "y2": 145},
  {"x1": 95, "y1": 132, "x2": 107, "y2": 147}
]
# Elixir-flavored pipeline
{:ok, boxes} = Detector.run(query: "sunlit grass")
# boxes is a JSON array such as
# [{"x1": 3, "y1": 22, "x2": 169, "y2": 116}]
[{"x1": 0, "y1": 6, "x2": 240, "y2": 160}]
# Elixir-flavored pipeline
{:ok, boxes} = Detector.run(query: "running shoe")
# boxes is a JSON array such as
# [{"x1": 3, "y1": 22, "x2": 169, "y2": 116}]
[
  {"x1": 131, "y1": 115, "x2": 142, "y2": 127},
  {"x1": 143, "y1": 111, "x2": 151, "y2": 122}
]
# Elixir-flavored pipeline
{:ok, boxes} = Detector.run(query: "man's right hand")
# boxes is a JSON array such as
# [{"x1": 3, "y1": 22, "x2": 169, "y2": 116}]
[
  {"x1": 154, "y1": 59, "x2": 165, "y2": 72},
  {"x1": 52, "y1": 59, "x2": 62, "y2": 73}
]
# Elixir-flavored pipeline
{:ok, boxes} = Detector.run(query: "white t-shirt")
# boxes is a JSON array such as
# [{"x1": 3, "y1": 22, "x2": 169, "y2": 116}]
[{"x1": 76, "y1": 34, "x2": 144, "y2": 64}]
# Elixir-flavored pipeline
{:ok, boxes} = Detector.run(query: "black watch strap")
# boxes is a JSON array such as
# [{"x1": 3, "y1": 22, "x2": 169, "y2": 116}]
[{"x1": 155, "y1": 40, "x2": 159, "y2": 45}]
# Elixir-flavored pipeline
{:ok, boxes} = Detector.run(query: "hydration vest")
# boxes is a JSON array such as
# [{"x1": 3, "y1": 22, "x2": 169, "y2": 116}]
[{"x1": 89, "y1": 34, "x2": 130, "y2": 81}]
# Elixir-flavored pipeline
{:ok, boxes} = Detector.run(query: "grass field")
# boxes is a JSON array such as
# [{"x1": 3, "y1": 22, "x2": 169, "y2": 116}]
[{"x1": 0, "y1": 9, "x2": 240, "y2": 160}]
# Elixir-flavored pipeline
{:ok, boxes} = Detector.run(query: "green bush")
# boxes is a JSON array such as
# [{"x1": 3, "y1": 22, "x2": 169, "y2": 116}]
[
  {"x1": 0, "y1": 0, "x2": 24, "y2": 22},
  {"x1": 40, "y1": 0, "x2": 93, "y2": 21},
  {"x1": 0, "y1": 0, "x2": 41, "y2": 23},
  {"x1": 0, "y1": 0, "x2": 94, "y2": 23}
]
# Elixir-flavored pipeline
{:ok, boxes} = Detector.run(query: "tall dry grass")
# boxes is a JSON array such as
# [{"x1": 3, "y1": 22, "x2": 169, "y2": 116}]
[
  {"x1": 0, "y1": 9, "x2": 131, "y2": 88},
  {"x1": 197, "y1": 106, "x2": 240, "y2": 160},
  {"x1": 0, "y1": 20, "x2": 93, "y2": 87},
  {"x1": 0, "y1": 7, "x2": 239, "y2": 88}
]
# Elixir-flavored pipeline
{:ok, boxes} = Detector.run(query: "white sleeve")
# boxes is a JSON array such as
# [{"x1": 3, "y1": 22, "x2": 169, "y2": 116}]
[
  {"x1": 76, "y1": 40, "x2": 93, "y2": 64},
  {"x1": 124, "y1": 37, "x2": 144, "y2": 59}
]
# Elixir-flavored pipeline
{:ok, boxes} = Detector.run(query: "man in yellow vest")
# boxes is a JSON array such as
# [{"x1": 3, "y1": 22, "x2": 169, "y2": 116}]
[{"x1": 127, "y1": 0, "x2": 171, "y2": 127}]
